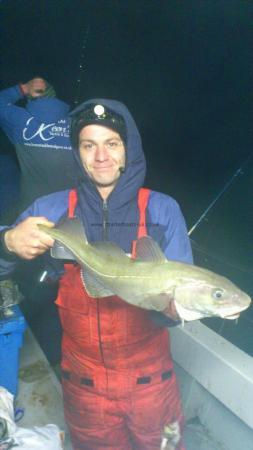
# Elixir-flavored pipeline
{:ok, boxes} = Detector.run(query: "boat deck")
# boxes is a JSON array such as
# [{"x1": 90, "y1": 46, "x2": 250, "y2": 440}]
[
  {"x1": 15, "y1": 328, "x2": 228, "y2": 450},
  {"x1": 184, "y1": 421, "x2": 228, "y2": 450},
  {"x1": 15, "y1": 328, "x2": 73, "y2": 449}
]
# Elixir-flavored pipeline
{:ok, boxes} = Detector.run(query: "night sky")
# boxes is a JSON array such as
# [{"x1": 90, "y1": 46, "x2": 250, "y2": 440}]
[{"x1": 1, "y1": 0, "x2": 252, "y2": 296}]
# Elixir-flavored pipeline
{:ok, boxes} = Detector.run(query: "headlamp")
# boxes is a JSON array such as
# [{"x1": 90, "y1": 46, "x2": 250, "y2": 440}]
[{"x1": 70, "y1": 103, "x2": 127, "y2": 148}]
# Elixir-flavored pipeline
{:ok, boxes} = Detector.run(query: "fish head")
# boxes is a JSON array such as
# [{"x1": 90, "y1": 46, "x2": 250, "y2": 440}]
[{"x1": 173, "y1": 269, "x2": 251, "y2": 322}]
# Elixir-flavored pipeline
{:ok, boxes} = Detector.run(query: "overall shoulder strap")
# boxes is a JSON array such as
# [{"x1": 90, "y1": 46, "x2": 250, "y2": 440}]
[
  {"x1": 64, "y1": 189, "x2": 78, "y2": 271},
  {"x1": 137, "y1": 187, "x2": 151, "y2": 239},
  {"x1": 132, "y1": 188, "x2": 151, "y2": 258},
  {"x1": 68, "y1": 189, "x2": 78, "y2": 218}
]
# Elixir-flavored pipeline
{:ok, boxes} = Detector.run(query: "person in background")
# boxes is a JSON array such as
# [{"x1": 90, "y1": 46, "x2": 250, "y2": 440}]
[
  {"x1": 0, "y1": 77, "x2": 76, "y2": 365},
  {"x1": 0, "y1": 77, "x2": 76, "y2": 213},
  {"x1": 0, "y1": 99, "x2": 192, "y2": 449}
]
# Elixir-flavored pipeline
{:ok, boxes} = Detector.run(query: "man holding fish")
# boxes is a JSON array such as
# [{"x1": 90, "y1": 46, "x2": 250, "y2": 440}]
[{"x1": 0, "y1": 100, "x2": 250, "y2": 449}]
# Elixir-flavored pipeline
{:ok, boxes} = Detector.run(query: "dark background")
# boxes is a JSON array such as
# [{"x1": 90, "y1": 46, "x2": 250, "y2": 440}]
[{"x1": 1, "y1": 0, "x2": 252, "y2": 353}]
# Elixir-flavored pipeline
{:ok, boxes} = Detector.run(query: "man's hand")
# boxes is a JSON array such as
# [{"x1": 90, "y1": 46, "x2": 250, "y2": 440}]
[
  {"x1": 164, "y1": 297, "x2": 180, "y2": 321},
  {"x1": 159, "y1": 294, "x2": 180, "y2": 321},
  {"x1": 20, "y1": 78, "x2": 47, "y2": 98},
  {"x1": 4, "y1": 217, "x2": 55, "y2": 260}
]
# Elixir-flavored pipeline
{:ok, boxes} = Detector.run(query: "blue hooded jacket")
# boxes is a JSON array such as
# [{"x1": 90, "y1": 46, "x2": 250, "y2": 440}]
[
  {"x1": 0, "y1": 98, "x2": 193, "y2": 283},
  {"x1": 0, "y1": 85, "x2": 76, "y2": 210}
]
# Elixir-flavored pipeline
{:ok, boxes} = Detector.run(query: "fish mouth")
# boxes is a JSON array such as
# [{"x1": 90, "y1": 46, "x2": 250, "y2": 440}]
[
  {"x1": 220, "y1": 301, "x2": 251, "y2": 320},
  {"x1": 221, "y1": 312, "x2": 240, "y2": 320},
  {"x1": 175, "y1": 301, "x2": 245, "y2": 322}
]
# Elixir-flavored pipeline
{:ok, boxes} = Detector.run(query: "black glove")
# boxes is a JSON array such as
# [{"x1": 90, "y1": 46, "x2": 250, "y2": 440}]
[{"x1": 149, "y1": 310, "x2": 181, "y2": 327}]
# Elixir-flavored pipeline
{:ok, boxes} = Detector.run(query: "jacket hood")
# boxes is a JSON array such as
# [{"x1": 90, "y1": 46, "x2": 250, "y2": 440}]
[
  {"x1": 26, "y1": 97, "x2": 70, "y2": 122},
  {"x1": 69, "y1": 98, "x2": 147, "y2": 249},
  {"x1": 70, "y1": 98, "x2": 146, "y2": 209}
]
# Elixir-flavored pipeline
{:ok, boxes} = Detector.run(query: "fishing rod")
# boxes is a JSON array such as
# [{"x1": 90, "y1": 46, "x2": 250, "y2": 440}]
[
  {"x1": 184, "y1": 152, "x2": 253, "y2": 414},
  {"x1": 188, "y1": 151, "x2": 253, "y2": 236},
  {"x1": 73, "y1": 24, "x2": 90, "y2": 106}
]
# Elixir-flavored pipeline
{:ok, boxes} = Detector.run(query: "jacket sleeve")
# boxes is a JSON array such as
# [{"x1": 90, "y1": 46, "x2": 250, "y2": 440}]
[
  {"x1": 0, "y1": 191, "x2": 69, "y2": 280},
  {"x1": 0, "y1": 201, "x2": 39, "y2": 279},
  {"x1": 0, "y1": 228, "x2": 19, "y2": 280},
  {"x1": 0, "y1": 84, "x2": 31, "y2": 143},
  {"x1": 148, "y1": 191, "x2": 193, "y2": 327},
  {"x1": 148, "y1": 191, "x2": 193, "y2": 264}
]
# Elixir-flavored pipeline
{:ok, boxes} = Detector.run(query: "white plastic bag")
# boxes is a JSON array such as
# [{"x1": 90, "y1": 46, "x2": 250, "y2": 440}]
[
  {"x1": 0, "y1": 387, "x2": 63, "y2": 449},
  {"x1": 0, "y1": 387, "x2": 16, "y2": 437}
]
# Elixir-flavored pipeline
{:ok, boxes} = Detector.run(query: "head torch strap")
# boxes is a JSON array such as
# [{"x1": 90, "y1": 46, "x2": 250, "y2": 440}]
[{"x1": 71, "y1": 103, "x2": 127, "y2": 147}]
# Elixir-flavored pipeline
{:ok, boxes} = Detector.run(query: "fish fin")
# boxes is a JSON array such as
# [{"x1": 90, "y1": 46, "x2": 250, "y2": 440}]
[
  {"x1": 91, "y1": 241, "x2": 130, "y2": 260},
  {"x1": 136, "y1": 293, "x2": 174, "y2": 312},
  {"x1": 174, "y1": 301, "x2": 204, "y2": 321},
  {"x1": 51, "y1": 242, "x2": 76, "y2": 260},
  {"x1": 135, "y1": 236, "x2": 167, "y2": 262},
  {"x1": 55, "y1": 217, "x2": 88, "y2": 243},
  {"x1": 81, "y1": 268, "x2": 114, "y2": 298}
]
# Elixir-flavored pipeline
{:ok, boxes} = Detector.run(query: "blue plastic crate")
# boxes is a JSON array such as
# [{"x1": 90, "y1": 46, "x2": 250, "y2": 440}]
[{"x1": 0, "y1": 305, "x2": 27, "y2": 396}]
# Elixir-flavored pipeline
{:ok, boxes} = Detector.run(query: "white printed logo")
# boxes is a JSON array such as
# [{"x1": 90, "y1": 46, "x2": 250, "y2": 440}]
[{"x1": 23, "y1": 117, "x2": 70, "y2": 141}]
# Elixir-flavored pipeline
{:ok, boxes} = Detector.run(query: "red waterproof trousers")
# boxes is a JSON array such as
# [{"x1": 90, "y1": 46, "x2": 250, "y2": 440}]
[{"x1": 56, "y1": 189, "x2": 185, "y2": 450}]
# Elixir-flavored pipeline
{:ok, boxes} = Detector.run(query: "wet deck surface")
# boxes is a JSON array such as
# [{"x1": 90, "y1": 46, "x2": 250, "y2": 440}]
[
  {"x1": 184, "y1": 421, "x2": 228, "y2": 450},
  {"x1": 16, "y1": 328, "x2": 73, "y2": 449}
]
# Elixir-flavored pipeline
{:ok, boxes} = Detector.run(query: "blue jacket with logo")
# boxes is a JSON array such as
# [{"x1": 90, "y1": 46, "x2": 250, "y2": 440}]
[{"x1": 0, "y1": 85, "x2": 76, "y2": 210}]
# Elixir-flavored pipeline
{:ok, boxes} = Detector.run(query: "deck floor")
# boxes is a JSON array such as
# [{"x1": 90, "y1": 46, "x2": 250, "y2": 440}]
[
  {"x1": 184, "y1": 421, "x2": 228, "y2": 450},
  {"x1": 16, "y1": 328, "x2": 73, "y2": 449},
  {"x1": 15, "y1": 328, "x2": 229, "y2": 450}
]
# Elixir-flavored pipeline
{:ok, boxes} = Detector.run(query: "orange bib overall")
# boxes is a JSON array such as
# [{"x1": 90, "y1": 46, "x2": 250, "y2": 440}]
[{"x1": 56, "y1": 189, "x2": 185, "y2": 450}]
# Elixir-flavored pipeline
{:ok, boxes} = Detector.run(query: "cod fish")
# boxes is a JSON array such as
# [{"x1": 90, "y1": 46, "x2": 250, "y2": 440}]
[{"x1": 39, "y1": 218, "x2": 251, "y2": 322}]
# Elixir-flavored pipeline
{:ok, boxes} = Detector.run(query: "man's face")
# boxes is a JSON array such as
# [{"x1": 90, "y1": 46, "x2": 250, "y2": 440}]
[
  {"x1": 30, "y1": 78, "x2": 47, "y2": 98},
  {"x1": 79, "y1": 124, "x2": 126, "y2": 198}
]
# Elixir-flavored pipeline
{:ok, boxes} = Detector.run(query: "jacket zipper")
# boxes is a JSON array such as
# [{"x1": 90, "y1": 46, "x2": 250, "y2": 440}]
[
  {"x1": 102, "y1": 200, "x2": 108, "y2": 241},
  {"x1": 97, "y1": 199, "x2": 108, "y2": 365}
]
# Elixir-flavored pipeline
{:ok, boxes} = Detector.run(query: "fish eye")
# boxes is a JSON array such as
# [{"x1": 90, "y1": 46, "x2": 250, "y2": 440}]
[{"x1": 212, "y1": 288, "x2": 225, "y2": 300}]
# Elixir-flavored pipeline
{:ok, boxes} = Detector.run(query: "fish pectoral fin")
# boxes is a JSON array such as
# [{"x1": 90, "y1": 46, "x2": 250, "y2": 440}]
[
  {"x1": 136, "y1": 293, "x2": 173, "y2": 312},
  {"x1": 81, "y1": 268, "x2": 115, "y2": 298},
  {"x1": 174, "y1": 301, "x2": 204, "y2": 321},
  {"x1": 50, "y1": 241, "x2": 76, "y2": 260},
  {"x1": 135, "y1": 236, "x2": 167, "y2": 262},
  {"x1": 91, "y1": 241, "x2": 130, "y2": 260}
]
